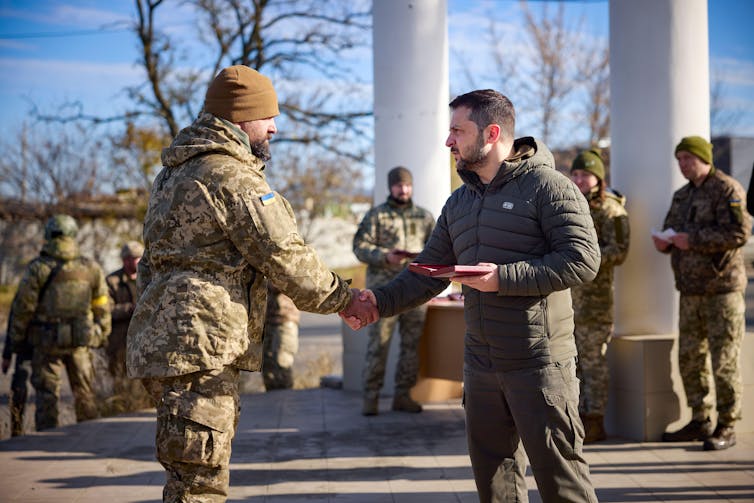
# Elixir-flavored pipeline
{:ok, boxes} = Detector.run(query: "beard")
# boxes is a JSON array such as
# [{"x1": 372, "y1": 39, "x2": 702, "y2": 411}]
[
  {"x1": 250, "y1": 139, "x2": 272, "y2": 161},
  {"x1": 455, "y1": 133, "x2": 488, "y2": 172}
]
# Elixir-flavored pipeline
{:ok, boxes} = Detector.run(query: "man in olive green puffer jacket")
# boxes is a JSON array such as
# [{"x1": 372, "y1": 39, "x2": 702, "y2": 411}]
[{"x1": 356, "y1": 90, "x2": 601, "y2": 503}]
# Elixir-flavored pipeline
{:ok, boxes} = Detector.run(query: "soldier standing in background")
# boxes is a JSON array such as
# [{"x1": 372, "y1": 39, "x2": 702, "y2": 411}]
[
  {"x1": 7, "y1": 214, "x2": 111, "y2": 431},
  {"x1": 353, "y1": 167, "x2": 435, "y2": 416},
  {"x1": 654, "y1": 136, "x2": 751, "y2": 451},
  {"x1": 103, "y1": 241, "x2": 152, "y2": 413},
  {"x1": 262, "y1": 284, "x2": 300, "y2": 390},
  {"x1": 127, "y1": 65, "x2": 372, "y2": 502},
  {"x1": 570, "y1": 148, "x2": 630, "y2": 443},
  {"x1": 2, "y1": 313, "x2": 33, "y2": 436}
]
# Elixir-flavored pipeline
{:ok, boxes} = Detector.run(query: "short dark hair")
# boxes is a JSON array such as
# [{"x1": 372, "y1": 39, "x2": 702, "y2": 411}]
[{"x1": 449, "y1": 89, "x2": 515, "y2": 140}]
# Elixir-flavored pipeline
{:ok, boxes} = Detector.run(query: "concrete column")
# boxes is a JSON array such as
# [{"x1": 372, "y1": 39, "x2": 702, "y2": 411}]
[
  {"x1": 372, "y1": 0, "x2": 449, "y2": 217},
  {"x1": 608, "y1": 0, "x2": 711, "y2": 439}
]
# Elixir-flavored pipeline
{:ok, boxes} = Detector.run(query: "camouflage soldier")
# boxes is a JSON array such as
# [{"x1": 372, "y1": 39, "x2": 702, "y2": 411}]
[
  {"x1": 353, "y1": 167, "x2": 435, "y2": 416},
  {"x1": 103, "y1": 241, "x2": 152, "y2": 413},
  {"x1": 8, "y1": 214, "x2": 111, "y2": 431},
  {"x1": 653, "y1": 136, "x2": 751, "y2": 451},
  {"x1": 570, "y1": 148, "x2": 630, "y2": 443},
  {"x1": 262, "y1": 284, "x2": 300, "y2": 390},
  {"x1": 127, "y1": 65, "x2": 369, "y2": 502},
  {"x1": 2, "y1": 321, "x2": 33, "y2": 436}
]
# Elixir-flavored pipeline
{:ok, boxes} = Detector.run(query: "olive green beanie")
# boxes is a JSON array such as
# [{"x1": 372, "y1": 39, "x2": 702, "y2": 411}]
[
  {"x1": 204, "y1": 66, "x2": 279, "y2": 122},
  {"x1": 675, "y1": 136, "x2": 713, "y2": 165},
  {"x1": 570, "y1": 148, "x2": 605, "y2": 181}
]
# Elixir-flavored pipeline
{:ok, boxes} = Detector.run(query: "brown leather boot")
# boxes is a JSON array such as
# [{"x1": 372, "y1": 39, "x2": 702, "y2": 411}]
[
  {"x1": 582, "y1": 413, "x2": 607, "y2": 444},
  {"x1": 391, "y1": 393, "x2": 422, "y2": 413}
]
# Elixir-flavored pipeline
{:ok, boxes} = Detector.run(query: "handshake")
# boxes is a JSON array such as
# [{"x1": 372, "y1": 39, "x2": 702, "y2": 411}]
[{"x1": 339, "y1": 288, "x2": 379, "y2": 330}]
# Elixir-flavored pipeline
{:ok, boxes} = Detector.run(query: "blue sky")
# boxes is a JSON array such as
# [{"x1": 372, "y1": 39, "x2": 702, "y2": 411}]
[{"x1": 1, "y1": 0, "x2": 753, "y2": 142}]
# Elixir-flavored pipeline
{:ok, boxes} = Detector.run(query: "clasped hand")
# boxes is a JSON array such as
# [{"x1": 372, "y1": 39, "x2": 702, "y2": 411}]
[{"x1": 339, "y1": 288, "x2": 379, "y2": 330}]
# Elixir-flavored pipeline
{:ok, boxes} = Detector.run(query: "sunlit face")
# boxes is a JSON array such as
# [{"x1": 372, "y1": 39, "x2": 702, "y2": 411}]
[
  {"x1": 676, "y1": 150, "x2": 711, "y2": 186},
  {"x1": 390, "y1": 182, "x2": 413, "y2": 203},
  {"x1": 123, "y1": 256, "x2": 140, "y2": 277},
  {"x1": 445, "y1": 106, "x2": 489, "y2": 172},
  {"x1": 239, "y1": 117, "x2": 277, "y2": 161},
  {"x1": 570, "y1": 169, "x2": 599, "y2": 195}
]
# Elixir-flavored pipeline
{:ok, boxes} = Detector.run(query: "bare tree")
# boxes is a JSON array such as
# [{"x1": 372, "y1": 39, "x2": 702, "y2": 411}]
[
  {"x1": 455, "y1": 1, "x2": 609, "y2": 148},
  {"x1": 130, "y1": 0, "x2": 372, "y2": 162},
  {"x1": 710, "y1": 65, "x2": 744, "y2": 136}
]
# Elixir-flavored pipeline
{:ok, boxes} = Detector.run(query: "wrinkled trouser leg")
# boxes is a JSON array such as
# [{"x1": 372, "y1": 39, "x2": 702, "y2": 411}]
[
  {"x1": 64, "y1": 347, "x2": 100, "y2": 422},
  {"x1": 144, "y1": 366, "x2": 240, "y2": 503},
  {"x1": 464, "y1": 360, "x2": 597, "y2": 503},
  {"x1": 262, "y1": 321, "x2": 299, "y2": 390},
  {"x1": 393, "y1": 305, "x2": 426, "y2": 394},
  {"x1": 31, "y1": 352, "x2": 64, "y2": 431},
  {"x1": 464, "y1": 365, "x2": 528, "y2": 503},
  {"x1": 363, "y1": 315, "x2": 398, "y2": 394},
  {"x1": 10, "y1": 357, "x2": 31, "y2": 436}
]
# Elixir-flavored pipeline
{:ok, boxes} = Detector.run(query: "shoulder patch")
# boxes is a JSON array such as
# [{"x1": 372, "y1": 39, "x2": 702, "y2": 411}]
[{"x1": 260, "y1": 192, "x2": 276, "y2": 206}]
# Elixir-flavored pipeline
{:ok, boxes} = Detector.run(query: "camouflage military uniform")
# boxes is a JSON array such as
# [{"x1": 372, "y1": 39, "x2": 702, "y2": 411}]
[
  {"x1": 353, "y1": 197, "x2": 435, "y2": 397},
  {"x1": 661, "y1": 167, "x2": 751, "y2": 426},
  {"x1": 262, "y1": 284, "x2": 300, "y2": 390},
  {"x1": 572, "y1": 188, "x2": 630, "y2": 416},
  {"x1": 104, "y1": 268, "x2": 152, "y2": 413},
  {"x1": 8, "y1": 233, "x2": 111, "y2": 431},
  {"x1": 128, "y1": 112, "x2": 353, "y2": 502},
  {"x1": 2, "y1": 328, "x2": 32, "y2": 436}
]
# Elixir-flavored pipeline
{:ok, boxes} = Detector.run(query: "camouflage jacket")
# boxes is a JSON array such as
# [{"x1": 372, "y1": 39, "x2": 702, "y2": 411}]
[
  {"x1": 127, "y1": 112, "x2": 351, "y2": 378},
  {"x1": 571, "y1": 188, "x2": 630, "y2": 313},
  {"x1": 352, "y1": 198, "x2": 435, "y2": 288},
  {"x1": 661, "y1": 167, "x2": 751, "y2": 295},
  {"x1": 106, "y1": 268, "x2": 138, "y2": 342},
  {"x1": 8, "y1": 237, "x2": 111, "y2": 352}
]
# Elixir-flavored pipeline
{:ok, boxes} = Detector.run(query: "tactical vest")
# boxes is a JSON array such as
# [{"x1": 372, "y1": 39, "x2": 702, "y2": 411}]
[{"x1": 29, "y1": 257, "x2": 102, "y2": 350}]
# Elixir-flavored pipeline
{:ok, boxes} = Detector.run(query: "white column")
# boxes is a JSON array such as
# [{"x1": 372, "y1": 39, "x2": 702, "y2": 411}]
[
  {"x1": 610, "y1": 0, "x2": 710, "y2": 336},
  {"x1": 372, "y1": 0, "x2": 449, "y2": 217}
]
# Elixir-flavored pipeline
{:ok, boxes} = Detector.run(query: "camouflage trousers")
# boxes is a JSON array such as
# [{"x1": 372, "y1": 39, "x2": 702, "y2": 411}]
[
  {"x1": 31, "y1": 346, "x2": 99, "y2": 431},
  {"x1": 262, "y1": 320, "x2": 299, "y2": 390},
  {"x1": 678, "y1": 292, "x2": 745, "y2": 425},
  {"x1": 142, "y1": 366, "x2": 240, "y2": 503},
  {"x1": 363, "y1": 304, "x2": 426, "y2": 395},
  {"x1": 104, "y1": 329, "x2": 154, "y2": 414},
  {"x1": 9, "y1": 356, "x2": 32, "y2": 436},
  {"x1": 574, "y1": 315, "x2": 613, "y2": 416}
]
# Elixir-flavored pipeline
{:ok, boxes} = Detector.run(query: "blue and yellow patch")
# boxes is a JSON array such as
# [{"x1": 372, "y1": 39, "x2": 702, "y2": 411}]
[{"x1": 260, "y1": 192, "x2": 276, "y2": 206}]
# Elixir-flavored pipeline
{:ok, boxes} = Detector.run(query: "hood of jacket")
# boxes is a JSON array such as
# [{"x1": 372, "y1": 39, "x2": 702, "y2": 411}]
[
  {"x1": 457, "y1": 136, "x2": 554, "y2": 193},
  {"x1": 41, "y1": 236, "x2": 79, "y2": 262},
  {"x1": 161, "y1": 112, "x2": 261, "y2": 171}
]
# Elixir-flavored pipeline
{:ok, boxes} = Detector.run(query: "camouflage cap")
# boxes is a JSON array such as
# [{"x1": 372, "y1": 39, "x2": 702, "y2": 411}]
[
  {"x1": 44, "y1": 214, "x2": 78, "y2": 241},
  {"x1": 121, "y1": 240, "x2": 145, "y2": 259}
]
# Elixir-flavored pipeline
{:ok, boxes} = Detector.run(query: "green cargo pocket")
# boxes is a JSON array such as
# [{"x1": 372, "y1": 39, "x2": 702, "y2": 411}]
[{"x1": 161, "y1": 391, "x2": 235, "y2": 468}]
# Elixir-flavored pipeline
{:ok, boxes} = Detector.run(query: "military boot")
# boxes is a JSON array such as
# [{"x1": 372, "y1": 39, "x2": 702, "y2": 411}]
[
  {"x1": 703, "y1": 423, "x2": 736, "y2": 451},
  {"x1": 362, "y1": 391, "x2": 379, "y2": 416},
  {"x1": 662, "y1": 418, "x2": 713, "y2": 442},
  {"x1": 582, "y1": 413, "x2": 607, "y2": 444},
  {"x1": 391, "y1": 393, "x2": 422, "y2": 413}
]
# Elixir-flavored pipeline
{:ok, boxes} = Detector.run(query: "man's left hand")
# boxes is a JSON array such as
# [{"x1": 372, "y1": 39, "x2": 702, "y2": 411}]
[{"x1": 451, "y1": 262, "x2": 499, "y2": 292}]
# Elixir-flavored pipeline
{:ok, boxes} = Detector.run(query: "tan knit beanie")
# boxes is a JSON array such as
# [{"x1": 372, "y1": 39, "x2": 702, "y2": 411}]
[{"x1": 204, "y1": 65, "x2": 279, "y2": 122}]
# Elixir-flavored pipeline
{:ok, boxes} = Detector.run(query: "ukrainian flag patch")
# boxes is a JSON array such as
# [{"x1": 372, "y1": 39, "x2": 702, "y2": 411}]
[{"x1": 260, "y1": 192, "x2": 276, "y2": 206}]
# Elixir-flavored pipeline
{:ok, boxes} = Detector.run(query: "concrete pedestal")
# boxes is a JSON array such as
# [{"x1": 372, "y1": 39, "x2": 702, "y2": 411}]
[{"x1": 606, "y1": 333, "x2": 754, "y2": 440}]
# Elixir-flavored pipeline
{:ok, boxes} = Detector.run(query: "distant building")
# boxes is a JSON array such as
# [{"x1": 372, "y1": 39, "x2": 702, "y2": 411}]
[{"x1": 712, "y1": 136, "x2": 754, "y2": 191}]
